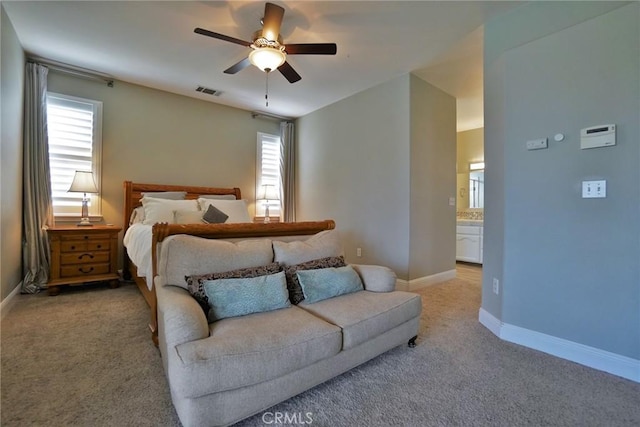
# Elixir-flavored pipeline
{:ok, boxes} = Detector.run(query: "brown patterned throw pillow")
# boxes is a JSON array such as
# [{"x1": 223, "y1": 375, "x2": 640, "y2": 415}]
[
  {"x1": 185, "y1": 262, "x2": 282, "y2": 320},
  {"x1": 284, "y1": 256, "x2": 346, "y2": 304}
]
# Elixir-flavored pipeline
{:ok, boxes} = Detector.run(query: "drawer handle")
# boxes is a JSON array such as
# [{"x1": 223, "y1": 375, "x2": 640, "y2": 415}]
[
  {"x1": 79, "y1": 266, "x2": 94, "y2": 274},
  {"x1": 70, "y1": 245, "x2": 76, "y2": 250},
  {"x1": 96, "y1": 244, "x2": 102, "y2": 249},
  {"x1": 84, "y1": 236, "x2": 89, "y2": 239},
  {"x1": 78, "y1": 253, "x2": 94, "y2": 260}
]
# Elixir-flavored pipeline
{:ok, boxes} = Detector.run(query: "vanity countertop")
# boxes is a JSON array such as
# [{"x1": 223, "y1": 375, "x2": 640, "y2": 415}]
[{"x1": 456, "y1": 219, "x2": 484, "y2": 226}]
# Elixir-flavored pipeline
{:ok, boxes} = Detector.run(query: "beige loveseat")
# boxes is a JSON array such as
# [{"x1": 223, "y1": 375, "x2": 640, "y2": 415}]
[{"x1": 155, "y1": 230, "x2": 422, "y2": 427}]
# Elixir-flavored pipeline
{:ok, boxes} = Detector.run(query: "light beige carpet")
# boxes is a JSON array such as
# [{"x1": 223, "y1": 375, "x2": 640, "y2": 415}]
[{"x1": 2, "y1": 277, "x2": 639, "y2": 426}]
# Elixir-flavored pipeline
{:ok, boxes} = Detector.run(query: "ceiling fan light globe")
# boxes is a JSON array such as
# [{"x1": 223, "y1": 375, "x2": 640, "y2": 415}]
[{"x1": 249, "y1": 47, "x2": 286, "y2": 72}]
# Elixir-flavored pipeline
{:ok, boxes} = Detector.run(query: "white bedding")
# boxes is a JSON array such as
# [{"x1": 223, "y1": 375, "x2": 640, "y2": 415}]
[{"x1": 123, "y1": 223, "x2": 154, "y2": 289}]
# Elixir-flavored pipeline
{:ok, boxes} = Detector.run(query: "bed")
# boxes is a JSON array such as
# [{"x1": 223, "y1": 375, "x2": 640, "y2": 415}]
[{"x1": 122, "y1": 181, "x2": 335, "y2": 344}]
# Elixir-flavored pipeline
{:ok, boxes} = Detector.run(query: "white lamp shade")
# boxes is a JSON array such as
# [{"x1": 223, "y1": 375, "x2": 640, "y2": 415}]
[
  {"x1": 257, "y1": 184, "x2": 280, "y2": 201},
  {"x1": 68, "y1": 171, "x2": 98, "y2": 194},
  {"x1": 249, "y1": 47, "x2": 286, "y2": 72}
]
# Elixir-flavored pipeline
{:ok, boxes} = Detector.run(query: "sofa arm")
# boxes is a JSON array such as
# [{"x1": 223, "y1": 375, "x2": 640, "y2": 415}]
[
  {"x1": 351, "y1": 264, "x2": 397, "y2": 292},
  {"x1": 156, "y1": 283, "x2": 209, "y2": 349}
]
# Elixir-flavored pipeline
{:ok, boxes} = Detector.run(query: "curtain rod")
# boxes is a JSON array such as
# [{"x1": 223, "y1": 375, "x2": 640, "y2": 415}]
[
  {"x1": 251, "y1": 111, "x2": 294, "y2": 122},
  {"x1": 28, "y1": 56, "x2": 115, "y2": 87}
]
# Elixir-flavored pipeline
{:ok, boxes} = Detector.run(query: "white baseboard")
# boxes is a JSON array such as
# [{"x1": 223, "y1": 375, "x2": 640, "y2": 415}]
[
  {"x1": 396, "y1": 269, "x2": 456, "y2": 291},
  {"x1": 478, "y1": 308, "x2": 640, "y2": 383},
  {"x1": 1, "y1": 282, "x2": 22, "y2": 320}
]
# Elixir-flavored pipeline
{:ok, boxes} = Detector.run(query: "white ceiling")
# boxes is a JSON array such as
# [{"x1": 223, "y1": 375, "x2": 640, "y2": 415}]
[{"x1": 3, "y1": 1, "x2": 522, "y2": 130}]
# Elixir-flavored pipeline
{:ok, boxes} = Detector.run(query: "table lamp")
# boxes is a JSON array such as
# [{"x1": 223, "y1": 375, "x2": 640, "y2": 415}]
[{"x1": 68, "y1": 170, "x2": 98, "y2": 226}]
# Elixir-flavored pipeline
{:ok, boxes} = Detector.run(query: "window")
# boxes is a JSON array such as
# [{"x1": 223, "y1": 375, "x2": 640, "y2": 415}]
[
  {"x1": 47, "y1": 93, "x2": 103, "y2": 218},
  {"x1": 469, "y1": 162, "x2": 484, "y2": 209},
  {"x1": 256, "y1": 132, "x2": 281, "y2": 218}
]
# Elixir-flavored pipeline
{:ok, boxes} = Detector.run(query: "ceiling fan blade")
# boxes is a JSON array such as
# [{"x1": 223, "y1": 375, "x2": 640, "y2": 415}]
[
  {"x1": 262, "y1": 2, "x2": 285, "y2": 41},
  {"x1": 224, "y1": 57, "x2": 251, "y2": 74},
  {"x1": 285, "y1": 43, "x2": 337, "y2": 55},
  {"x1": 278, "y1": 61, "x2": 302, "y2": 83},
  {"x1": 194, "y1": 28, "x2": 251, "y2": 47}
]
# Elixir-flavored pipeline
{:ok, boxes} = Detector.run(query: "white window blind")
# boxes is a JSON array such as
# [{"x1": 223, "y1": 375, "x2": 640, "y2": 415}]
[
  {"x1": 256, "y1": 132, "x2": 281, "y2": 217},
  {"x1": 47, "y1": 93, "x2": 103, "y2": 217}
]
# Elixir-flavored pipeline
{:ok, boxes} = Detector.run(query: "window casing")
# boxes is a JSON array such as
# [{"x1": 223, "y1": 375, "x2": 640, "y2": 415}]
[
  {"x1": 256, "y1": 132, "x2": 281, "y2": 218},
  {"x1": 47, "y1": 93, "x2": 103, "y2": 219}
]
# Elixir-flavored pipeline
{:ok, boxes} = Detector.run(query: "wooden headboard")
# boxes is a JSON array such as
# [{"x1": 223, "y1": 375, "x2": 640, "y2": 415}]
[{"x1": 123, "y1": 181, "x2": 242, "y2": 234}]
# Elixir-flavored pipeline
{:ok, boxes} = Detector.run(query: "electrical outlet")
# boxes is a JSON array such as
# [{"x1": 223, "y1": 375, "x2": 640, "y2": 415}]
[
  {"x1": 492, "y1": 278, "x2": 500, "y2": 295},
  {"x1": 356, "y1": 247, "x2": 362, "y2": 257}
]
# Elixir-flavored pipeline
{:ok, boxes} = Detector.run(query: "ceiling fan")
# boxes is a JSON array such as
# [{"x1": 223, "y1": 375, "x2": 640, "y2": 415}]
[{"x1": 194, "y1": 2, "x2": 337, "y2": 83}]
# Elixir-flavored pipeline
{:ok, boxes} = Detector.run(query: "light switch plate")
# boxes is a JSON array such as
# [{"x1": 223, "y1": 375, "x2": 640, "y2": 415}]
[{"x1": 582, "y1": 180, "x2": 606, "y2": 198}]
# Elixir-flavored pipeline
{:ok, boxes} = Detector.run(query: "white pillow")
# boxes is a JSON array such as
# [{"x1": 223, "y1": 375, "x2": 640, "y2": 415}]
[
  {"x1": 197, "y1": 198, "x2": 251, "y2": 223},
  {"x1": 129, "y1": 206, "x2": 146, "y2": 225},
  {"x1": 141, "y1": 197, "x2": 199, "y2": 225},
  {"x1": 174, "y1": 209, "x2": 204, "y2": 224}
]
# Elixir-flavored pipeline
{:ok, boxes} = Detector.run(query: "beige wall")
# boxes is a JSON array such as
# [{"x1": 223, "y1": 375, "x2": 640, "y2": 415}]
[
  {"x1": 409, "y1": 75, "x2": 456, "y2": 280},
  {"x1": 457, "y1": 127, "x2": 483, "y2": 173},
  {"x1": 297, "y1": 73, "x2": 456, "y2": 281},
  {"x1": 1, "y1": 5, "x2": 25, "y2": 301},
  {"x1": 47, "y1": 72, "x2": 280, "y2": 228}
]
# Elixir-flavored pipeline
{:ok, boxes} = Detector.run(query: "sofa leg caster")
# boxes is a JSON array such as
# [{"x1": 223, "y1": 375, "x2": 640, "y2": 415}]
[{"x1": 408, "y1": 336, "x2": 417, "y2": 348}]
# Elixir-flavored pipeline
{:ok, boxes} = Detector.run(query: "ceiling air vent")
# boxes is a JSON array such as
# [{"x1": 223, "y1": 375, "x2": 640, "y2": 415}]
[{"x1": 196, "y1": 86, "x2": 221, "y2": 96}]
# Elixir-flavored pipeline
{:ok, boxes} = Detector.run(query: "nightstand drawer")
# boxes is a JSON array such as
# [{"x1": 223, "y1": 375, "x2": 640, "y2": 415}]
[
  {"x1": 61, "y1": 240, "x2": 110, "y2": 252},
  {"x1": 60, "y1": 251, "x2": 110, "y2": 265},
  {"x1": 61, "y1": 263, "x2": 110, "y2": 278}
]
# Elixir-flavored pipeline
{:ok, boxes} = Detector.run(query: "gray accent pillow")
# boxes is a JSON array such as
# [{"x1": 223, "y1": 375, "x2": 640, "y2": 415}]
[
  {"x1": 284, "y1": 256, "x2": 346, "y2": 304},
  {"x1": 198, "y1": 194, "x2": 237, "y2": 200},
  {"x1": 186, "y1": 262, "x2": 282, "y2": 321},
  {"x1": 202, "y1": 204, "x2": 229, "y2": 224},
  {"x1": 140, "y1": 191, "x2": 186, "y2": 200},
  {"x1": 203, "y1": 271, "x2": 290, "y2": 321},
  {"x1": 297, "y1": 265, "x2": 363, "y2": 304}
]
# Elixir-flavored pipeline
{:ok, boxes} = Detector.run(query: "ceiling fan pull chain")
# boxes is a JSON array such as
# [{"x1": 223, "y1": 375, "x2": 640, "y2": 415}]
[{"x1": 265, "y1": 71, "x2": 270, "y2": 107}]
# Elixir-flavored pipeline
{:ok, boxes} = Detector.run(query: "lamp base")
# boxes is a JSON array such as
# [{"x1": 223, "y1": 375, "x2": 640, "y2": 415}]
[
  {"x1": 263, "y1": 205, "x2": 271, "y2": 224},
  {"x1": 77, "y1": 218, "x2": 93, "y2": 227}
]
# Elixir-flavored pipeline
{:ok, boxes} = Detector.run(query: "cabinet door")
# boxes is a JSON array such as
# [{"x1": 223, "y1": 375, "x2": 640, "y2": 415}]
[{"x1": 456, "y1": 234, "x2": 481, "y2": 263}]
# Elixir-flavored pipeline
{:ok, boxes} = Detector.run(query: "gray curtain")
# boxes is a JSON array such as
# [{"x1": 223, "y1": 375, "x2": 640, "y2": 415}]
[
  {"x1": 22, "y1": 63, "x2": 53, "y2": 293},
  {"x1": 279, "y1": 121, "x2": 296, "y2": 222}
]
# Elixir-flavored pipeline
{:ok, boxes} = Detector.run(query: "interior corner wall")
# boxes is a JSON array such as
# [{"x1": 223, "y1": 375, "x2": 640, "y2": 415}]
[
  {"x1": 297, "y1": 75, "x2": 411, "y2": 278},
  {"x1": 408, "y1": 75, "x2": 456, "y2": 280},
  {"x1": 46, "y1": 73, "x2": 280, "y2": 228},
  {"x1": 484, "y1": 2, "x2": 639, "y2": 359},
  {"x1": 1, "y1": 5, "x2": 25, "y2": 301}
]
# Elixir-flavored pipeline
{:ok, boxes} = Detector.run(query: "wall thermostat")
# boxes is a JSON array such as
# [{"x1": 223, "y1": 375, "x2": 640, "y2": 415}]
[{"x1": 580, "y1": 124, "x2": 616, "y2": 149}]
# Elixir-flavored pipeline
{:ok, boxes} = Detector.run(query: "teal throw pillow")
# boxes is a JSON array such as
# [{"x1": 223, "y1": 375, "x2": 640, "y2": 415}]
[
  {"x1": 202, "y1": 271, "x2": 290, "y2": 321},
  {"x1": 296, "y1": 265, "x2": 364, "y2": 304}
]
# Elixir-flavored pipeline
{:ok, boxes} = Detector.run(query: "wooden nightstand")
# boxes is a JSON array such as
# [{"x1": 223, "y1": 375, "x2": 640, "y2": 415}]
[{"x1": 47, "y1": 225, "x2": 122, "y2": 296}]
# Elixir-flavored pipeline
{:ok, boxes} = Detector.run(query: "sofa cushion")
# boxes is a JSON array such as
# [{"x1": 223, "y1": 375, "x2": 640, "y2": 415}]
[
  {"x1": 158, "y1": 235, "x2": 274, "y2": 288},
  {"x1": 297, "y1": 265, "x2": 364, "y2": 304},
  {"x1": 298, "y1": 290, "x2": 422, "y2": 350},
  {"x1": 203, "y1": 271, "x2": 291, "y2": 321},
  {"x1": 172, "y1": 306, "x2": 342, "y2": 398},
  {"x1": 284, "y1": 256, "x2": 346, "y2": 304},
  {"x1": 273, "y1": 229, "x2": 343, "y2": 266},
  {"x1": 186, "y1": 262, "x2": 282, "y2": 320}
]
